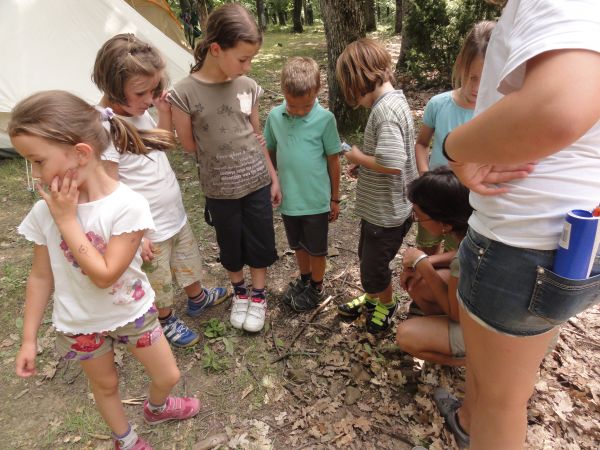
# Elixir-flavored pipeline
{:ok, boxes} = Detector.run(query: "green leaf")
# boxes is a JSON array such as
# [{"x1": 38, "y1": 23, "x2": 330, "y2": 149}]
[{"x1": 222, "y1": 337, "x2": 234, "y2": 356}]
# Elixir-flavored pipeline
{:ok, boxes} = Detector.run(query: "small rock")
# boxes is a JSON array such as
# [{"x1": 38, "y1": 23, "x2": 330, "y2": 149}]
[
  {"x1": 193, "y1": 433, "x2": 229, "y2": 450},
  {"x1": 328, "y1": 378, "x2": 346, "y2": 398},
  {"x1": 344, "y1": 386, "x2": 361, "y2": 405},
  {"x1": 287, "y1": 368, "x2": 309, "y2": 383},
  {"x1": 350, "y1": 363, "x2": 371, "y2": 383}
]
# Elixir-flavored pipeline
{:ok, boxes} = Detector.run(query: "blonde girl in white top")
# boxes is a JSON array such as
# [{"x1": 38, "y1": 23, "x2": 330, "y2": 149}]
[{"x1": 12, "y1": 91, "x2": 199, "y2": 450}]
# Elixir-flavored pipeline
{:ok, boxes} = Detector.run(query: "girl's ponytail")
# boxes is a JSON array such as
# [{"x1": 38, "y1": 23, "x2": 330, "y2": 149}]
[
  {"x1": 8, "y1": 91, "x2": 174, "y2": 157},
  {"x1": 191, "y1": 40, "x2": 210, "y2": 73},
  {"x1": 108, "y1": 114, "x2": 175, "y2": 155}
]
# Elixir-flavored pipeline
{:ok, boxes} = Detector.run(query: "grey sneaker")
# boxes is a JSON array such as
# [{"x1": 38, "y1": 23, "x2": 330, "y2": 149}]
[
  {"x1": 290, "y1": 284, "x2": 323, "y2": 312},
  {"x1": 433, "y1": 388, "x2": 470, "y2": 449},
  {"x1": 282, "y1": 278, "x2": 307, "y2": 306}
]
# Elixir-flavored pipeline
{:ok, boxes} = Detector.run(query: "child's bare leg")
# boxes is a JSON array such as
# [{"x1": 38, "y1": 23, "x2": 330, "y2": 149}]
[
  {"x1": 369, "y1": 282, "x2": 393, "y2": 305},
  {"x1": 309, "y1": 255, "x2": 326, "y2": 284},
  {"x1": 130, "y1": 334, "x2": 180, "y2": 405},
  {"x1": 183, "y1": 281, "x2": 202, "y2": 298},
  {"x1": 295, "y1": 249, "x2": 311, "y2": 275},
  {"x1": 408, "y1": 270, "x2": 451, "y2": 315},
  {"x1": 80, "y1": 351, "x2": 128, "y2": 435},
  {"x1": 249, "y1": 267, "x2": 266, "y2": 290},
  {"x1": 396, "y1": 316, "x2": 464, "y2": 366},
  {"x1": 228, "y1": 269, "x2": 244, "y2": 285}
]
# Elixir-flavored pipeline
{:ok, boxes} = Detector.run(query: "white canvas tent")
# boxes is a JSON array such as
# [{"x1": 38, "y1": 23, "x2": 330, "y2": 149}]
[{"x1": 0, "y1": 0, "x2": 194, "y2": 151}]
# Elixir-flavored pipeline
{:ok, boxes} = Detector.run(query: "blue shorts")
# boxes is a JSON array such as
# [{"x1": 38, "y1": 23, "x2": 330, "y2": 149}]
[{"x1": 458, "y1": 228, "x2": 600, "y2": 336}]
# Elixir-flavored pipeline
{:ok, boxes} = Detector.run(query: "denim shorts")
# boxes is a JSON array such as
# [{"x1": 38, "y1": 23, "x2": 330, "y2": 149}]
[{"x1": 458, "y1": 228, "x2": 600, "y2": 336}]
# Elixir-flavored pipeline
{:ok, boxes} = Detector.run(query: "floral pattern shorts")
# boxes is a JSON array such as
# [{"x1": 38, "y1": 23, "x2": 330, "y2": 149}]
[{"x1": 55, "y1": 306, "x2": 162, "y2": 361}]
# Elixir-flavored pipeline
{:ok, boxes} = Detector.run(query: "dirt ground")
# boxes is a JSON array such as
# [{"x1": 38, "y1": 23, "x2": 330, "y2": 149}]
[{"x1": 1, "y1": 29, "x2": 599, "y2": 450}]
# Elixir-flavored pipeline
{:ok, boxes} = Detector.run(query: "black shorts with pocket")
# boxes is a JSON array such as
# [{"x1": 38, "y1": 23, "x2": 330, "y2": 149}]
[
  {"x1": 205, "y1": 185, "x2": 278, "y2": 272},
  {"x1": 282, "y1": 212, "x2": 329, "y2": 257},
  {"x1": 358, "y1": 218, "x2": 412, "y2": 293}
]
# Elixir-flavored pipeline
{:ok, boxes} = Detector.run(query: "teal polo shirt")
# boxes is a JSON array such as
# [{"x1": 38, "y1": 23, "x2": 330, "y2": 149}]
[{"x1": 264, "y1": 101, "x2": 341, "y2": 216}]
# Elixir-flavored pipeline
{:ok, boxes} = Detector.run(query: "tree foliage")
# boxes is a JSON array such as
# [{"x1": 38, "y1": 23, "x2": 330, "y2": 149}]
[{"x1": 397, "y1": 0, "x2": 501, "y2": 88}]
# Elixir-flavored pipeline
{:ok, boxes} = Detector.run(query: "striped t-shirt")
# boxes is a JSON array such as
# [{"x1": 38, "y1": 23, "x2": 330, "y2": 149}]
[{"x1": 355, "y1": 90, "x2": 417, "y2": 227}]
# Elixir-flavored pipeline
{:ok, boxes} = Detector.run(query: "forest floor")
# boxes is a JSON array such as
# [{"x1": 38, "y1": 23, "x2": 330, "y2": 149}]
[{"x1": 0, "y1": 27, "x2": 599, "y2": 450}]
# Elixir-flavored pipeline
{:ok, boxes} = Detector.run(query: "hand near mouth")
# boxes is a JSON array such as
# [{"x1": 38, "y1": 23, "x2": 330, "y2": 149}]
[{"x1": 38, "y1": 169, "x2": 80, "y2": 226}]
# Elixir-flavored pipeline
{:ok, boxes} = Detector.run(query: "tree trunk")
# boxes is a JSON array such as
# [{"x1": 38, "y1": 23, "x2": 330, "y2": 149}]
[
  {"x1": 396, "y1": 0, "x2": 411, "y2": 73},
  {"x1": 306, "y1": 1, "x2": 314, "y2": 25},
  {"x1": 302, "y1": 0, "x2": 307, "y2": 24},
  {"x1": 320, "y1": 0, "x2": 368, "y2": 132},
  {"x1": 364, "y1": 0, "x2": 377, "y2": 32},
  {"x1": 256, "y1": 0, "x2": 267, "y2": 31},
  {"x1": 197, "y1": 0, "x2": 210, "y2": 34},
  {"x1": 394, "y1": 0, "x2": 403, "y2": 34},
  {"x1": 277, "y1": 10, "x2": 286, "y2": 26},
  {"x1": 293, "y1": 0, "x2": 303, "y2": 32}
]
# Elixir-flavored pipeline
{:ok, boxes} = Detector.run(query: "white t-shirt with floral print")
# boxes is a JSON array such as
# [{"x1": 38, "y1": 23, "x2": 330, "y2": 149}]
[{"x1": 18, "y1": 183, "x2": 156, "y2": 334}]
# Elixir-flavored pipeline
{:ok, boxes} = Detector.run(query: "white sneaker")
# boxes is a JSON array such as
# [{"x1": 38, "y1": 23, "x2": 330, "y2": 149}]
[
  {"x1": 230, "y1": 294, "x2": 249, "y2": 329},
  {"x1": 243, "y1": 298, "x2": 267, "y2": 332}
]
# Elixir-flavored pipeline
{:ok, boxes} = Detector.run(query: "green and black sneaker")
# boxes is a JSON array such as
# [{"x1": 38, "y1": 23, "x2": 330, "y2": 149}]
[
  {"x1": 282, "y1": 278, "x2": 307, "y2": 306},
  {"x1": 290, "y1": 284, "x2": 323, "y2": 312},
  {"x1": 366, "y1": 300, "x2": 398, "y2": 334},
  {"x1": 337, "y1": 293, "x2": 376, "y2": 320}
]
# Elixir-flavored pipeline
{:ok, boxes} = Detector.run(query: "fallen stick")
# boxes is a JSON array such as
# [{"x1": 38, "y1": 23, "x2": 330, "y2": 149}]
[{"x1": 271, "y1": 295, "x2": 334, "y2": 363}]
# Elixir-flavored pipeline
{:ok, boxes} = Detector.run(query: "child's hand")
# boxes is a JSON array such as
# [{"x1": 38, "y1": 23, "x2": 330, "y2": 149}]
[
  {"x1": 346, "y1": 163, "x2": 360, "y2": 179},
  {"x1": 343, "y1": 145, "x2": 361, "y2": 164},
  {"x1": 141, "y1": 238, "x2": 155, "y2": 262},
  {"x1": 255, "y1": 133, "x2": 267, "y2": 149},
  {"x1": 38, "y1": 170, "x2": 79, "y2": 226},
  {"x1": 271, "y1": 181, "x2": 282, "y2": 208},
  {"x1": 15, "y1": 341, "x2": 37, "y2": 378},
  {"x1": 153, "y1": 90, "x2": 172, "y2": 115},
  {"x1": 329, "y1": 201, "x2": 340, "y2": 222}
]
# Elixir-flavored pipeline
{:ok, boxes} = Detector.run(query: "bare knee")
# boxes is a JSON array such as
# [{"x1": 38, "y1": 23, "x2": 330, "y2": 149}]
[
  {"x1": 90, "y1": 371, "x2": 120, "y2": 398},
  {"x1": 154, "y1": 366, "x2": 181, "y2": 390},
  {"x1": 396, "y1": 321, "x2": 420, "y2": 355}
]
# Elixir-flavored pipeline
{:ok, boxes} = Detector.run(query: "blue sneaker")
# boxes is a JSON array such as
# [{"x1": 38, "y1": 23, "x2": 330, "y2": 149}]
[
  {"x1": 186, "y1": 287, "x2": 229, "y2": 317},
  {"x1": 160, "y1": 314, "x2": 200, "y2": 348}
]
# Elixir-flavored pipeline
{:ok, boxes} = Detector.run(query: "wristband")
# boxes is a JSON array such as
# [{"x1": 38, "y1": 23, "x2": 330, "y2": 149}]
[
  {"x1": 442, "y1": 133, "x2": 456, "y2": 163},
  {"x1": 411, "y1": 253, "x2": 429, "y2": 270}
]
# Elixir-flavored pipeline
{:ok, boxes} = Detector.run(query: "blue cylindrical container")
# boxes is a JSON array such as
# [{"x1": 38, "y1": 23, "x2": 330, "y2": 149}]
[{"x1": 553, "y1": 209, "x2": 600, "y2": 279}]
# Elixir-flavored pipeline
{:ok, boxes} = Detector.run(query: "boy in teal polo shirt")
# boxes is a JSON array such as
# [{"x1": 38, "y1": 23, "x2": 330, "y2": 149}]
[{"x1": 264, "y1": 57, "x2": 342, "y2": 311}]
